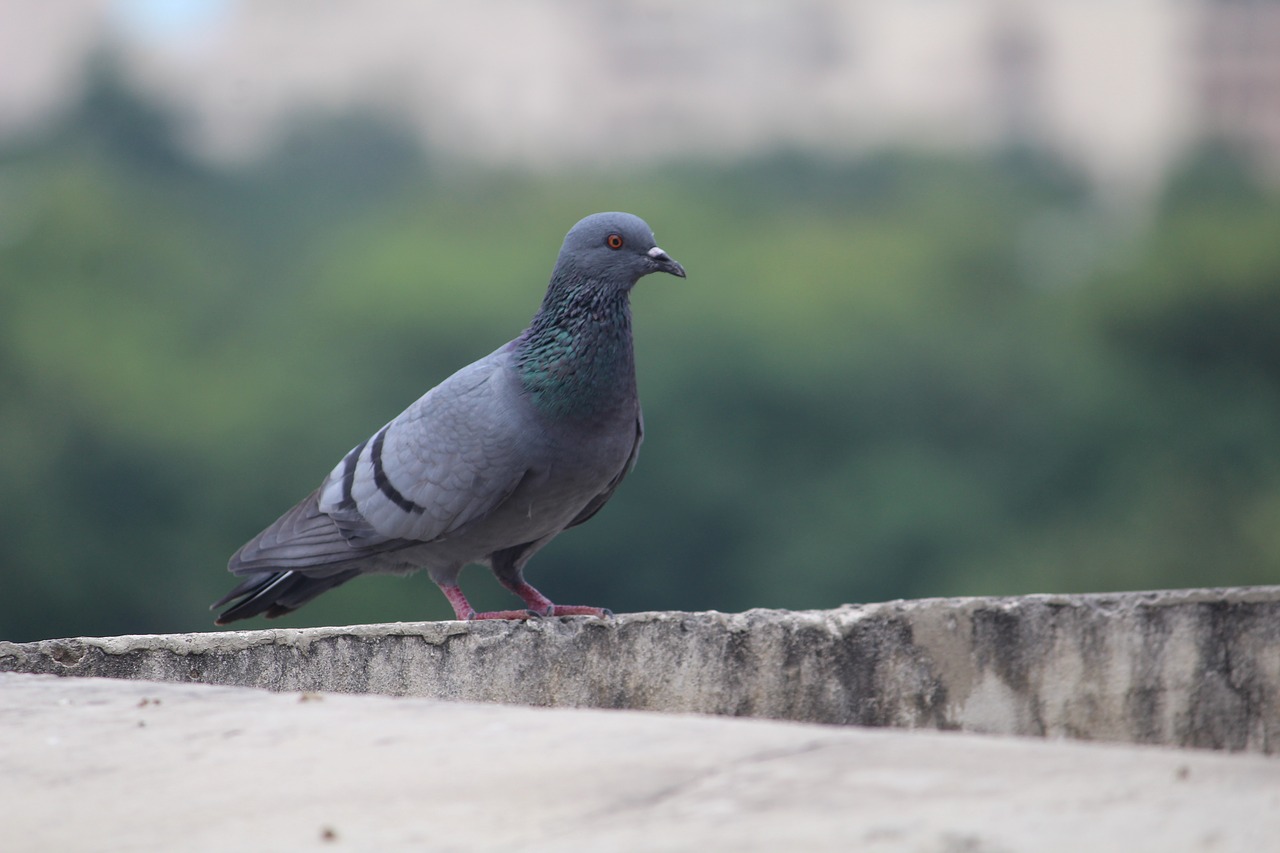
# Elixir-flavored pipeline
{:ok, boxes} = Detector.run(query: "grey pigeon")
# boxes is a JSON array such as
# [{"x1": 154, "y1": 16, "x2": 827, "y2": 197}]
[{"x1": 213, "y1": 212, "x2": 685, "y2": 624}]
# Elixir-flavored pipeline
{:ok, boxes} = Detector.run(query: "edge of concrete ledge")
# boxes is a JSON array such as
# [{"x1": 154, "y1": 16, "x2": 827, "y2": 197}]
[{"x1": 4, "y1": 586, "x2": 1278, "y2": 754}]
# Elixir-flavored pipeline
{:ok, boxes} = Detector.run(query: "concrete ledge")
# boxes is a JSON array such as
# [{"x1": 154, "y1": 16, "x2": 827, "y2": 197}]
[
  {"x1": 2, "y1": 673, "x2": 1278, "y2": 852},
  {"x1": 3, "y1": 587, "x2": 1278, "y2": 753}
]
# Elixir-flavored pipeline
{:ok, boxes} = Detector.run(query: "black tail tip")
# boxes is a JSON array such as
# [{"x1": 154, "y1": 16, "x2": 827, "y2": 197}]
[{"x1": 212, "y1": 602, "x2": 294, "y2": 627}]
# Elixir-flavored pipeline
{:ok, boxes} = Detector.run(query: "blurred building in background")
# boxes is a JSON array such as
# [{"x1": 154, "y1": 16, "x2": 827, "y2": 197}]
[
  {"x1": 1194, "y1": 0, "x2": 1280, "y2": 182},
  {"x1": 2, "y1": 0, "x2": 1279, "y2": 198}
]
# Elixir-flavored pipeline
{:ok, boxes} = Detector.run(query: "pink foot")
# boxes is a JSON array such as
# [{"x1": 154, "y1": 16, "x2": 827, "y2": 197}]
[
  {"x1": 502, "y1": 580, "x2": 611, "y2": 618},
  {"x1": 437, "y1": 582, "x2": 612, "y2": 622},
  {"x1": 469, "y1": 605, "x2": 612, "y2": 620}
]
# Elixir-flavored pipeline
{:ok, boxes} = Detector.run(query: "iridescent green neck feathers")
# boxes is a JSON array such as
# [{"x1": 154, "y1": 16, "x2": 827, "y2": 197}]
[{"x1": 515, "y1": 273, "x2": 636, "y2": 420}]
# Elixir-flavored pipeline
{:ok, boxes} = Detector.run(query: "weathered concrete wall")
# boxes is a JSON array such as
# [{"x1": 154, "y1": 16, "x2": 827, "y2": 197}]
[{"x1": 3, "y1": 587, "x2": 1278, "y2": 753}]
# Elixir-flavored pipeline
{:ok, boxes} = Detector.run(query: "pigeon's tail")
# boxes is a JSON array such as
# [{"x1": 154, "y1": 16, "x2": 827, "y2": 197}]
[{"x1": 211, "y1": 569, "x2": 362, "y2": 625}]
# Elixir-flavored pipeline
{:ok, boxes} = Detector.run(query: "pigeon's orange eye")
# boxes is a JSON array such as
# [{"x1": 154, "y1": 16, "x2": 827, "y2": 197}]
[{"x1": 606, "y1": 234, "x2": 624, "y2": 249}]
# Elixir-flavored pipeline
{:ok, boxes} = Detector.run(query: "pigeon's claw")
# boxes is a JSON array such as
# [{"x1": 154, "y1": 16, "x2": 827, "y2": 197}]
[
  {"x1": 497, "y1": 579, "x2": 612, "y2": 619},
  {"x1": 438, "y1": 581, "x2": 609, "y2": 621}
]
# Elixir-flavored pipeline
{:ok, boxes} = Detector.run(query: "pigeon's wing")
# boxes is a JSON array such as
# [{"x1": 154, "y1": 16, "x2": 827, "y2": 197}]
[
  {"x1": 226, "y1": 488, "x2": 413, "y2": 573},
  {"x1": 565, "y1": 408, "x2": 643, "y2": 530},
  {"x1": 230, "y1": 352, "x2": 532, "y2": 574},
  {"x1": 326, "y1": 354, "x2": 533, "y2": 541}
]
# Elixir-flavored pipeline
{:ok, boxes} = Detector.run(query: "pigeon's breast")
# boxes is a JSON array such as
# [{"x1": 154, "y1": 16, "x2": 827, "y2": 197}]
[
  {"x1": 466, "y1": 400, "x2": 637, "y2": 542},
  {"x1": 527, "y1": 398, "x2": 638, "y2": 496}
]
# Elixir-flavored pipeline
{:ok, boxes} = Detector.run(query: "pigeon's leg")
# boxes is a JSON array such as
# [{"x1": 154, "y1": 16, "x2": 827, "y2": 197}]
[
  {"x1": 488, "y1": 546, "x2": 612, "y2": 619},
  {"x1": 437, "y1": 582, "x2": 536, "y2": 621},
  {"x1": 499, "y1": 578, "x2": 612, "y2": 618}
]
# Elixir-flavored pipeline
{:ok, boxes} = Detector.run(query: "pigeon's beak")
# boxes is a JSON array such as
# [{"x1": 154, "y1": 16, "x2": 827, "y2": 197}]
[{"x1": 647, "y1": 246, "x2": 686, "y2": 278}]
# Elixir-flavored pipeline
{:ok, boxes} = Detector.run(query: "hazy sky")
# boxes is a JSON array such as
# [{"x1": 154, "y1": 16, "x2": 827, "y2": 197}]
[
  {"x1": 110, "y1": 0, "x2": 232, "y2": 42},
  {"x1": 1, "y1": 0, "x2": 1256, "y2": 198}
]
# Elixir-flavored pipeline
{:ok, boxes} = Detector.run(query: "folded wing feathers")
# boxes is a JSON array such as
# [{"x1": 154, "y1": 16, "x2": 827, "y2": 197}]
[
  {"x1": 228, "y1": 489, "x2": 386, "y2": 573},
  {"x1": 230, "y1": 353, "x2": 528, "y2": 576}
]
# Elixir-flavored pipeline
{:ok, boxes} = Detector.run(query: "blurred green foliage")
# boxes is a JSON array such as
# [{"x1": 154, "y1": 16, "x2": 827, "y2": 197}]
[{"x1": 3, "y1": 74, "x2": 1279, "y2": 641}]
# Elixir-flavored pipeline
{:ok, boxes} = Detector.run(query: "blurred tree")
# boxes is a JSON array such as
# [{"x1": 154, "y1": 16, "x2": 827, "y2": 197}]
[{"x1": 2, "y1": 68, "x2": 1278, "y2": 642}]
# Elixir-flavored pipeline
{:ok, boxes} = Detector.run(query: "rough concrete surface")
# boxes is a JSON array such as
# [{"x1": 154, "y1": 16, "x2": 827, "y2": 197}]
[
  {"x1": 3, "y1": 587, "x2": 1278, "y2": 753},
  {"x1": 2, "y1": 673, "x2": 1277, "y2": 853}
]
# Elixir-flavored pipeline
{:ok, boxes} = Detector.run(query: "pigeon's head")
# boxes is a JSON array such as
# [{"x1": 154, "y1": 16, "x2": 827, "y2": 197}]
[{"x1": 555, "y1": 212, "x2": 686, "y2": 288}]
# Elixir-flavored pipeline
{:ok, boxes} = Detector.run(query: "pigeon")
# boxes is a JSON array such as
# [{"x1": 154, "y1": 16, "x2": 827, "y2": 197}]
[{"x1": 212, "y1": 212, "x2": 685, "y2": 625}]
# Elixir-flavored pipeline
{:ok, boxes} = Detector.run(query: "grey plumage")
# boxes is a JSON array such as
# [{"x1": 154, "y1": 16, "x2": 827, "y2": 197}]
[{"x1": 213, "y1": 212, "x2": 685, "y2": 624}]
